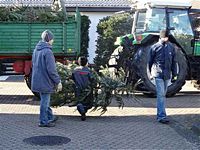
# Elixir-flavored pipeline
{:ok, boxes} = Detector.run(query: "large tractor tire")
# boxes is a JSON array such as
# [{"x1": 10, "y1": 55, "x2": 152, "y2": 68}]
[{"x1": 134, "y1": 44, "x2": 188, "y2": 97}]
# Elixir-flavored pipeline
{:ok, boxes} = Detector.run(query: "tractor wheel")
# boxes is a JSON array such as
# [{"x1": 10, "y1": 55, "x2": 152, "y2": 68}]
[
  {"x1": 24, "y1": 72, "x2": 40, "y2": 98},
  {"x1": 135, "y1": 44, "x2": 188, "y2": 97}
]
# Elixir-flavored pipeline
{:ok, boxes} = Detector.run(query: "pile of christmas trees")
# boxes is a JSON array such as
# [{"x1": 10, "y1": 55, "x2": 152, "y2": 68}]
[
  {"x1": 0, "y1": 6, "x2": 66, "y2": 22},
  {"x1": 51, "y1": 62, "x2": 129, "y2": 114}
]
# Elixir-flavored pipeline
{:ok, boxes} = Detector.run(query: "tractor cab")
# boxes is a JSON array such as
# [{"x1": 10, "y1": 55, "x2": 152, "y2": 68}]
[{"x1": 132, "y1": 0, "x2": 194, "y2": 54}]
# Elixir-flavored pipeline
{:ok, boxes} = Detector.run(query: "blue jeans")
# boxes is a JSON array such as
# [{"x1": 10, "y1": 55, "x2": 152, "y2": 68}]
[
  {"x1": 39, "y1": 93, "x2": 53, "y2": 125},
  {"x1": 155, "y1": 78, "x2": 170, "y2": 121}
]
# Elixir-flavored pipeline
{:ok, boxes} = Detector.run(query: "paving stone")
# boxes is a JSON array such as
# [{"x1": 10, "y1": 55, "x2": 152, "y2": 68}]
[{"x1": 0, "y1": 79, "x2": 200, "y2": 149}]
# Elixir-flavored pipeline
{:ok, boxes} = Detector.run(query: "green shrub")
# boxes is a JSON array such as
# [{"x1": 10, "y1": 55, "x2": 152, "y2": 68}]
[
  {"x1": 94, "y1": 13, "x2": 133, "y2": 69},
  {"x1": 80, "y1": 15, "x2": 91, "y2": 57}
]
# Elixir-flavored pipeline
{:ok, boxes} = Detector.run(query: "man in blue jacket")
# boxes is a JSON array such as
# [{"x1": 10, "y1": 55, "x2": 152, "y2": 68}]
[
  {"x1": 31, "y1": 30, "x2": 62, "y2": 127},
  {"x1": 149, "y1": 30, "x2": 177, "y2": 124}
]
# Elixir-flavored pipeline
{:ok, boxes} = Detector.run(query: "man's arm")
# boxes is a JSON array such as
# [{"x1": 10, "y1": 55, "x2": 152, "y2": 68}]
[
  {"x1": 45, "y1": 50, "x2": 60, "y2": 85},
  {"x1": 148, "y1": 46, "x2": 155, "y2": 73},
  {"x1": 171, "y1": 47, "x2": 178, "y2": 77}
]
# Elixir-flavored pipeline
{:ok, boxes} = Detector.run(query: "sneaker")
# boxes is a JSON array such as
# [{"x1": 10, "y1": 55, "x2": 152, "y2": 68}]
[
  {"x1": 49, "y1": 116, "x2": 58, "y2": 123},
  {"x1": 77, "y1": 103, "x2": 85, "y2": 114},
  {"x1": 38, "y1": 122, "x2": 55, "y2": 127},
  {"x1": 158, "y1": 118, "x2": 170, "y2": 124},
  {"x1": 81, "y1": 113, "x2": 86, "y2": 121},
  {"x1": 77, "y1": 103, "x2": 86, "y2": 121}
]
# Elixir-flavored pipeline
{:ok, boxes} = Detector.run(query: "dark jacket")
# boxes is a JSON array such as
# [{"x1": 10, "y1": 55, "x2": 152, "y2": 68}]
[
  {"x1": 31, "y1": 41, "x2": 60, "y2": 93},
  {"x1": 148, "y1": 40, "x2": 177, "y2": 80},
  {"x1": 72, "y1": 66, "x2": 91, "y2": 91}
]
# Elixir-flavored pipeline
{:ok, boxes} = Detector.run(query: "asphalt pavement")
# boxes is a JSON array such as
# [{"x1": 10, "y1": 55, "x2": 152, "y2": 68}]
[{"x1": 0, "y1": 76, "x2": 200, "y2": 149}]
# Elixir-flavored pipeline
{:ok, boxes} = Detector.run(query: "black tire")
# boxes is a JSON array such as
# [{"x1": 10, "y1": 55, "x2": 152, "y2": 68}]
[
  {"x1": 134, "y1": 44, "x2": 188, "y2": 97},
  {"x1": 25, "y1": 72, "x2": 40, "y2": 98}
]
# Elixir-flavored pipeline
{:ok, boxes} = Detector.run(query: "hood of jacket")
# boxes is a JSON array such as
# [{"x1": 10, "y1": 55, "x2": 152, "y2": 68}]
[{"x1": 35, "y1": 41, "x2": 52, "y2": 51}]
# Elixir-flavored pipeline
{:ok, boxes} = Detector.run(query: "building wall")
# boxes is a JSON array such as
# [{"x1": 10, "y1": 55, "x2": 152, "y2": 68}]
[
  {"x1": 81, "y1": 12, "x2": 114, "y2": 63},
  {"x1": 191, "y1": 0, "x2": 200, "y2": 9}
]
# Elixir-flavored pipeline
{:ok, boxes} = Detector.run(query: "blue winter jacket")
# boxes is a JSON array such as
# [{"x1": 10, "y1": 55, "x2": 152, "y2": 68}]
[
  {"x1": 148, "y1": 40, "x2": 177, "y2": 80},
  {"x1": 31, "y1": 41, "x2": 60, "y2": 93},
  {"x1": 72, "y1": 66, "x2": 92, "y2": 92}
]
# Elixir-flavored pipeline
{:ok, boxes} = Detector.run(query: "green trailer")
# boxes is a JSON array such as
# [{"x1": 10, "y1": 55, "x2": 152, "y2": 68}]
[{"x1": 0, "y1": 11, "x2": 81, "y2": 75}]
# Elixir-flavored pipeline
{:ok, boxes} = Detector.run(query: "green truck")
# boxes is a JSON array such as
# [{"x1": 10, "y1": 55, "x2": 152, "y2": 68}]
[{"x1": 0, "y1": 9, "x2": 81, "y2": 88}]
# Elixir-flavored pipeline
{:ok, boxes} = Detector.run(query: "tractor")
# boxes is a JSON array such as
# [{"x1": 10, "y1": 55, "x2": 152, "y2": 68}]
[{"x1": 111, "y1": 0, "x2": 200, "y2": 96}]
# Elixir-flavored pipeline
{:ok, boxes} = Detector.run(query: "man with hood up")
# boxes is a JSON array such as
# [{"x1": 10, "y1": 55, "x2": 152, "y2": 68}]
[{"x1": 31, "y1": 30, "x2": 62, "y2": 127}]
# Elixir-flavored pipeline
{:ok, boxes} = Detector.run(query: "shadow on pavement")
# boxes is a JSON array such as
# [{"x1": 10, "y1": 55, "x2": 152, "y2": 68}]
[
  {"x1": 0, "y1": 95, "x2": 39, "y2": 105},
  {"x1": 1, "y1": 93, "x2": 200, "y2": 109},
  {"x1": 0, "y1": 75, "x2": 24, "y2": 82}
]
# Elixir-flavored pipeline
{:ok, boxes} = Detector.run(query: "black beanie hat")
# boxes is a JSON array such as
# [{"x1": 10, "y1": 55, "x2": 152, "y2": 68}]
[
  {"x1": 41, "y1": 30, "x2": 54, "y2": 42},
  {"x1": 160, "y1": 30, "x2": 169, "y2": 38}
]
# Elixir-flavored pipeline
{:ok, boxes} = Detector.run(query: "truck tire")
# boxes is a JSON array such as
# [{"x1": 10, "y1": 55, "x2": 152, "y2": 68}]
[
  {"x1": 24, "y1": 72, "x2": 40, "y2": 98},
  {"x1": 135, "y1": 45, "x2": 188, "y2": 97}
]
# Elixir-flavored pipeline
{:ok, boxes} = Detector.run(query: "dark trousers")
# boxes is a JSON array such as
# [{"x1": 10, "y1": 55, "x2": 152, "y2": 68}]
[{"x1": 75, "y1": 86, "x2": 93, "y2": 114}]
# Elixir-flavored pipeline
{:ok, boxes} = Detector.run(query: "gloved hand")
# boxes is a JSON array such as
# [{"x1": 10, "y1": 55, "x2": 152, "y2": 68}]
[
  {"x1": 56, "y1": 81, "x2": 62, "y2": 92},
  {"x1": 171, "y1": 76, "x2": 177, "y2": 83}
]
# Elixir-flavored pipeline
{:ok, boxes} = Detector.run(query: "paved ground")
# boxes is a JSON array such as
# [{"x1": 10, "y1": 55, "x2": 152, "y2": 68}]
[{"x1": 0, "y1": 76, "x2": 200, "y2": 149}]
